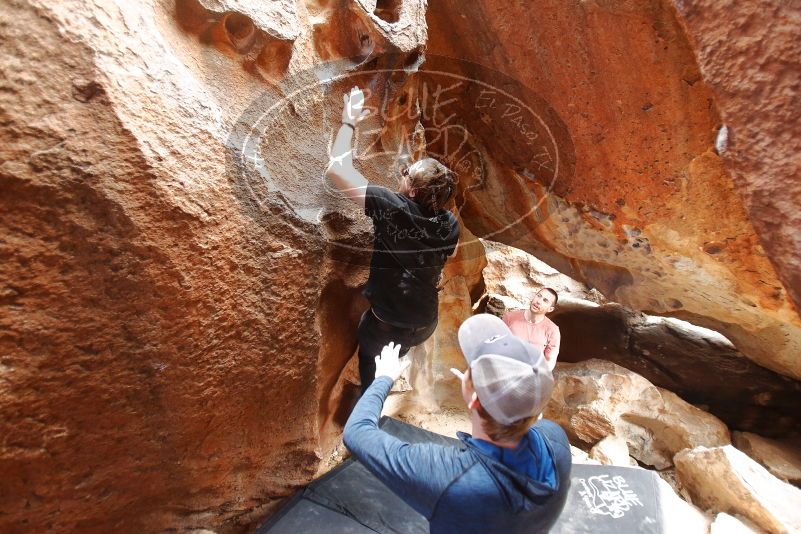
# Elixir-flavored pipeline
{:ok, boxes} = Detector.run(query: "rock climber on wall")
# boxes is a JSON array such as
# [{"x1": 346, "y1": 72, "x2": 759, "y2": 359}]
[{"x1": 325, "y1": 86, "x2": 460, "y2": 393}]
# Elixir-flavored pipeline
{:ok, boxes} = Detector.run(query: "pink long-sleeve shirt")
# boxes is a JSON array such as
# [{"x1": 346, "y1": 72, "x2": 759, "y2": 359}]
[{"x1": 502, "y1": 310, "x2": 560, "y2": 371}]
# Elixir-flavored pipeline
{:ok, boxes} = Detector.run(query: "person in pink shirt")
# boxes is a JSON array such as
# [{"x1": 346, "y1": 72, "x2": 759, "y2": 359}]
[{"x1": 502, "y1": 288, "x2": 561, "y2": 370}]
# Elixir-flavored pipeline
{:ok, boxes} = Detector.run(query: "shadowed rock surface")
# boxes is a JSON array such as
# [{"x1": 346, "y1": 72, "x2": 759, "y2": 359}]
[
  {"x1": 551, "y1": 302, "x2": 801, "y2": 437},
  {"x1": 0, "y1": 0, "x2": 424, "y2": 531},
  {"x1": 733, "y1": 432, "x2": 801, "y2": 487},
  {"x1": 673, "y1": 0, "x2": 801, "y2": 313}
]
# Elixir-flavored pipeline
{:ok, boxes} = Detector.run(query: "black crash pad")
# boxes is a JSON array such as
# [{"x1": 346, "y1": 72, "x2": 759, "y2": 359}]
[{"x1": 257, "y1": 418, "x2": 667, "y2": 533}]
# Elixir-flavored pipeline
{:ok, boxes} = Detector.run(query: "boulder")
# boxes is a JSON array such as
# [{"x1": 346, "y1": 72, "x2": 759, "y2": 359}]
[
  {"x1": 570, "y1": 445, "x2": 600, "y2": 465},
  {"x1": 551, "y1": 301, "x2": 801, "y2": 437},
  {"x1": 733, "y1": 432, "x2": 801, "y2": 486},
  {"x1": 481, "y1": 239, "x2": 604, "y2": 306},
  {"x1": 589, "y1": 435, "x2": 637, "y2": 467},
  {"x1": 710, "y1": 513, "x2": 760, "y2": 534},
  {"x1": 675, "y1": 445, "x2": 801, "y2": 533},
  {"x1": 656, "y1": 469, "x2": 690, "y2": 504},
  {"x1": 544, "y1": 360, "x2": 730, "y2": 469},
  {"x1": 654, "y1": 475, "x2": 710, "y2": 534}
]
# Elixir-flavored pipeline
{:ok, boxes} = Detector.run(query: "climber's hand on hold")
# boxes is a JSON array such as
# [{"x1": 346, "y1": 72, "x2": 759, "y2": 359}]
[
  {"x1": 374, "y1": 341, "x2": 409, "y2": 383},
  {"x1": 326, "y1": 86, "x2": 370, "y2": 208},
  {"x1": 342, "y1": 86, "x2": 370, "y2": 125}
]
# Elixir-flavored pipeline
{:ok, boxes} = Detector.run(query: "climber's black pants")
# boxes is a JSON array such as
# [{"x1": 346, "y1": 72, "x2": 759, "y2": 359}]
[{"x1": 357, "y1": 309, "x2": 437, "y2": 394}]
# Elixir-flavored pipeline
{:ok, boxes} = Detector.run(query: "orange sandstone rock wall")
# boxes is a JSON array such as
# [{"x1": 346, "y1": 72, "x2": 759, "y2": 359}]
[
  {"x1": 674, "y1": 0, "x2": 801, "y2": 314},
  {"x1": 0, "y1": 0, "x2": 424, "y2": 531},
  {"x1": 424, "y1": 0, "x2": 801, "y2": 379}
]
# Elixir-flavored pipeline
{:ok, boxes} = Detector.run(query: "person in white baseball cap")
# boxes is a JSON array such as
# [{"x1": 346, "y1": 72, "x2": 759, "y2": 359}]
[
  {"x1": 456, "y1": 312, "x2": 555, "y2": 428},
  {"x1": 344, "y1": 313, "x2": 572, "y2": 533}
]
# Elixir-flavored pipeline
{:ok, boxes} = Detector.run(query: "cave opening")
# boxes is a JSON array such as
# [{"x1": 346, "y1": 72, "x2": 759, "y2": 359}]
[{"x1": 472, "y1": 238, "x2": 801, "y2": 440}]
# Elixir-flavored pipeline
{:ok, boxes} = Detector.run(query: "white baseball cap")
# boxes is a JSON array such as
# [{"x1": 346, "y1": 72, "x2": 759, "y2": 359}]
[{"x1": 458, "y1": 314, "x2": 554, "y2": 424}]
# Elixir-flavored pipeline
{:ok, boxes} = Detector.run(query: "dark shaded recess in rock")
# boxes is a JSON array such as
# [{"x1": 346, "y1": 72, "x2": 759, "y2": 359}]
[
  {"x1": 574, "y1": 259, "x2": 635, "y2": 299},
  {"x1": 312, "y1": 8, "x2": 374, "y2": 63},
  {"x1": 174, "y1": 0, "x2": 294, "y2": 81},
  {"x1": 212, "y1": 12, "x2": 258, "y2": 53},
  {"x1": 318, "y1": 211, "x2": 374, "y2": 269},
  {"x1": 374, "y1": 0, "x2": 403, "y2": 23},
  {"x1": 551, "y1": 303, "x2": 801, "y2": 438},
  {"x1": 315, "y1": 279, "x2": 368, "y2": 454},
  {"x1": 71, "y1": 78, "x2": 105, "y2": 103}
]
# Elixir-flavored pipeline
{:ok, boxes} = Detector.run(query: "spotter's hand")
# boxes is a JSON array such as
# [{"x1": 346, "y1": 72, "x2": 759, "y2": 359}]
[{"x1": 374, "y1": 341, "x2": 410, "y2": 383}]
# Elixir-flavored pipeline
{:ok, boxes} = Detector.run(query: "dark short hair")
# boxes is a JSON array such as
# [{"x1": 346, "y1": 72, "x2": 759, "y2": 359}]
[
  {"x1": 402, "y1": 158, "x2": 456, "y2": 213},
  {"x1": 541, "y1": 287, "x2": 558, "y2": 307}
]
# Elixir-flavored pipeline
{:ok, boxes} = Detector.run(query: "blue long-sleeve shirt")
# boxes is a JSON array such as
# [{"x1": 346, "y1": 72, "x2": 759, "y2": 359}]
[{"x1": 343, "y1": 377, "x2": 572, "y2": 533}]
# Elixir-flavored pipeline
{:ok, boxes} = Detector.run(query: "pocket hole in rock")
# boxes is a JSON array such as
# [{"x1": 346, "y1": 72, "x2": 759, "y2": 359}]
[
  {"x1": 212, "y1": 12, "x2": 257, "y2": 54},
  {"x1": 374, "y1": 0, "x2": 403, "y2": 23}
]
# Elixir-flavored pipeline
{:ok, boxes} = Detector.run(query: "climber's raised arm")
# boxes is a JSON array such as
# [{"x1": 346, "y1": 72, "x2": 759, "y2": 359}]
[{"x1": 325, "y1": 87, "x2": 370, "y2": 208}]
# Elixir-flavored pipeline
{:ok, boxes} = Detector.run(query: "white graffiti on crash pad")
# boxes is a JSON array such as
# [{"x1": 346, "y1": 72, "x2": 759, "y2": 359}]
[{"x1": 577, "y1": 474, "x2": 643, "y2": 519}]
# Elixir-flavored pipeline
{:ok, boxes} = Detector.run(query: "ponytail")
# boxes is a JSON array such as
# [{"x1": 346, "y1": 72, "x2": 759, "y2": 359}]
[{"x1": 403, "y1": 158, "x2": 457, "y2": 213}]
